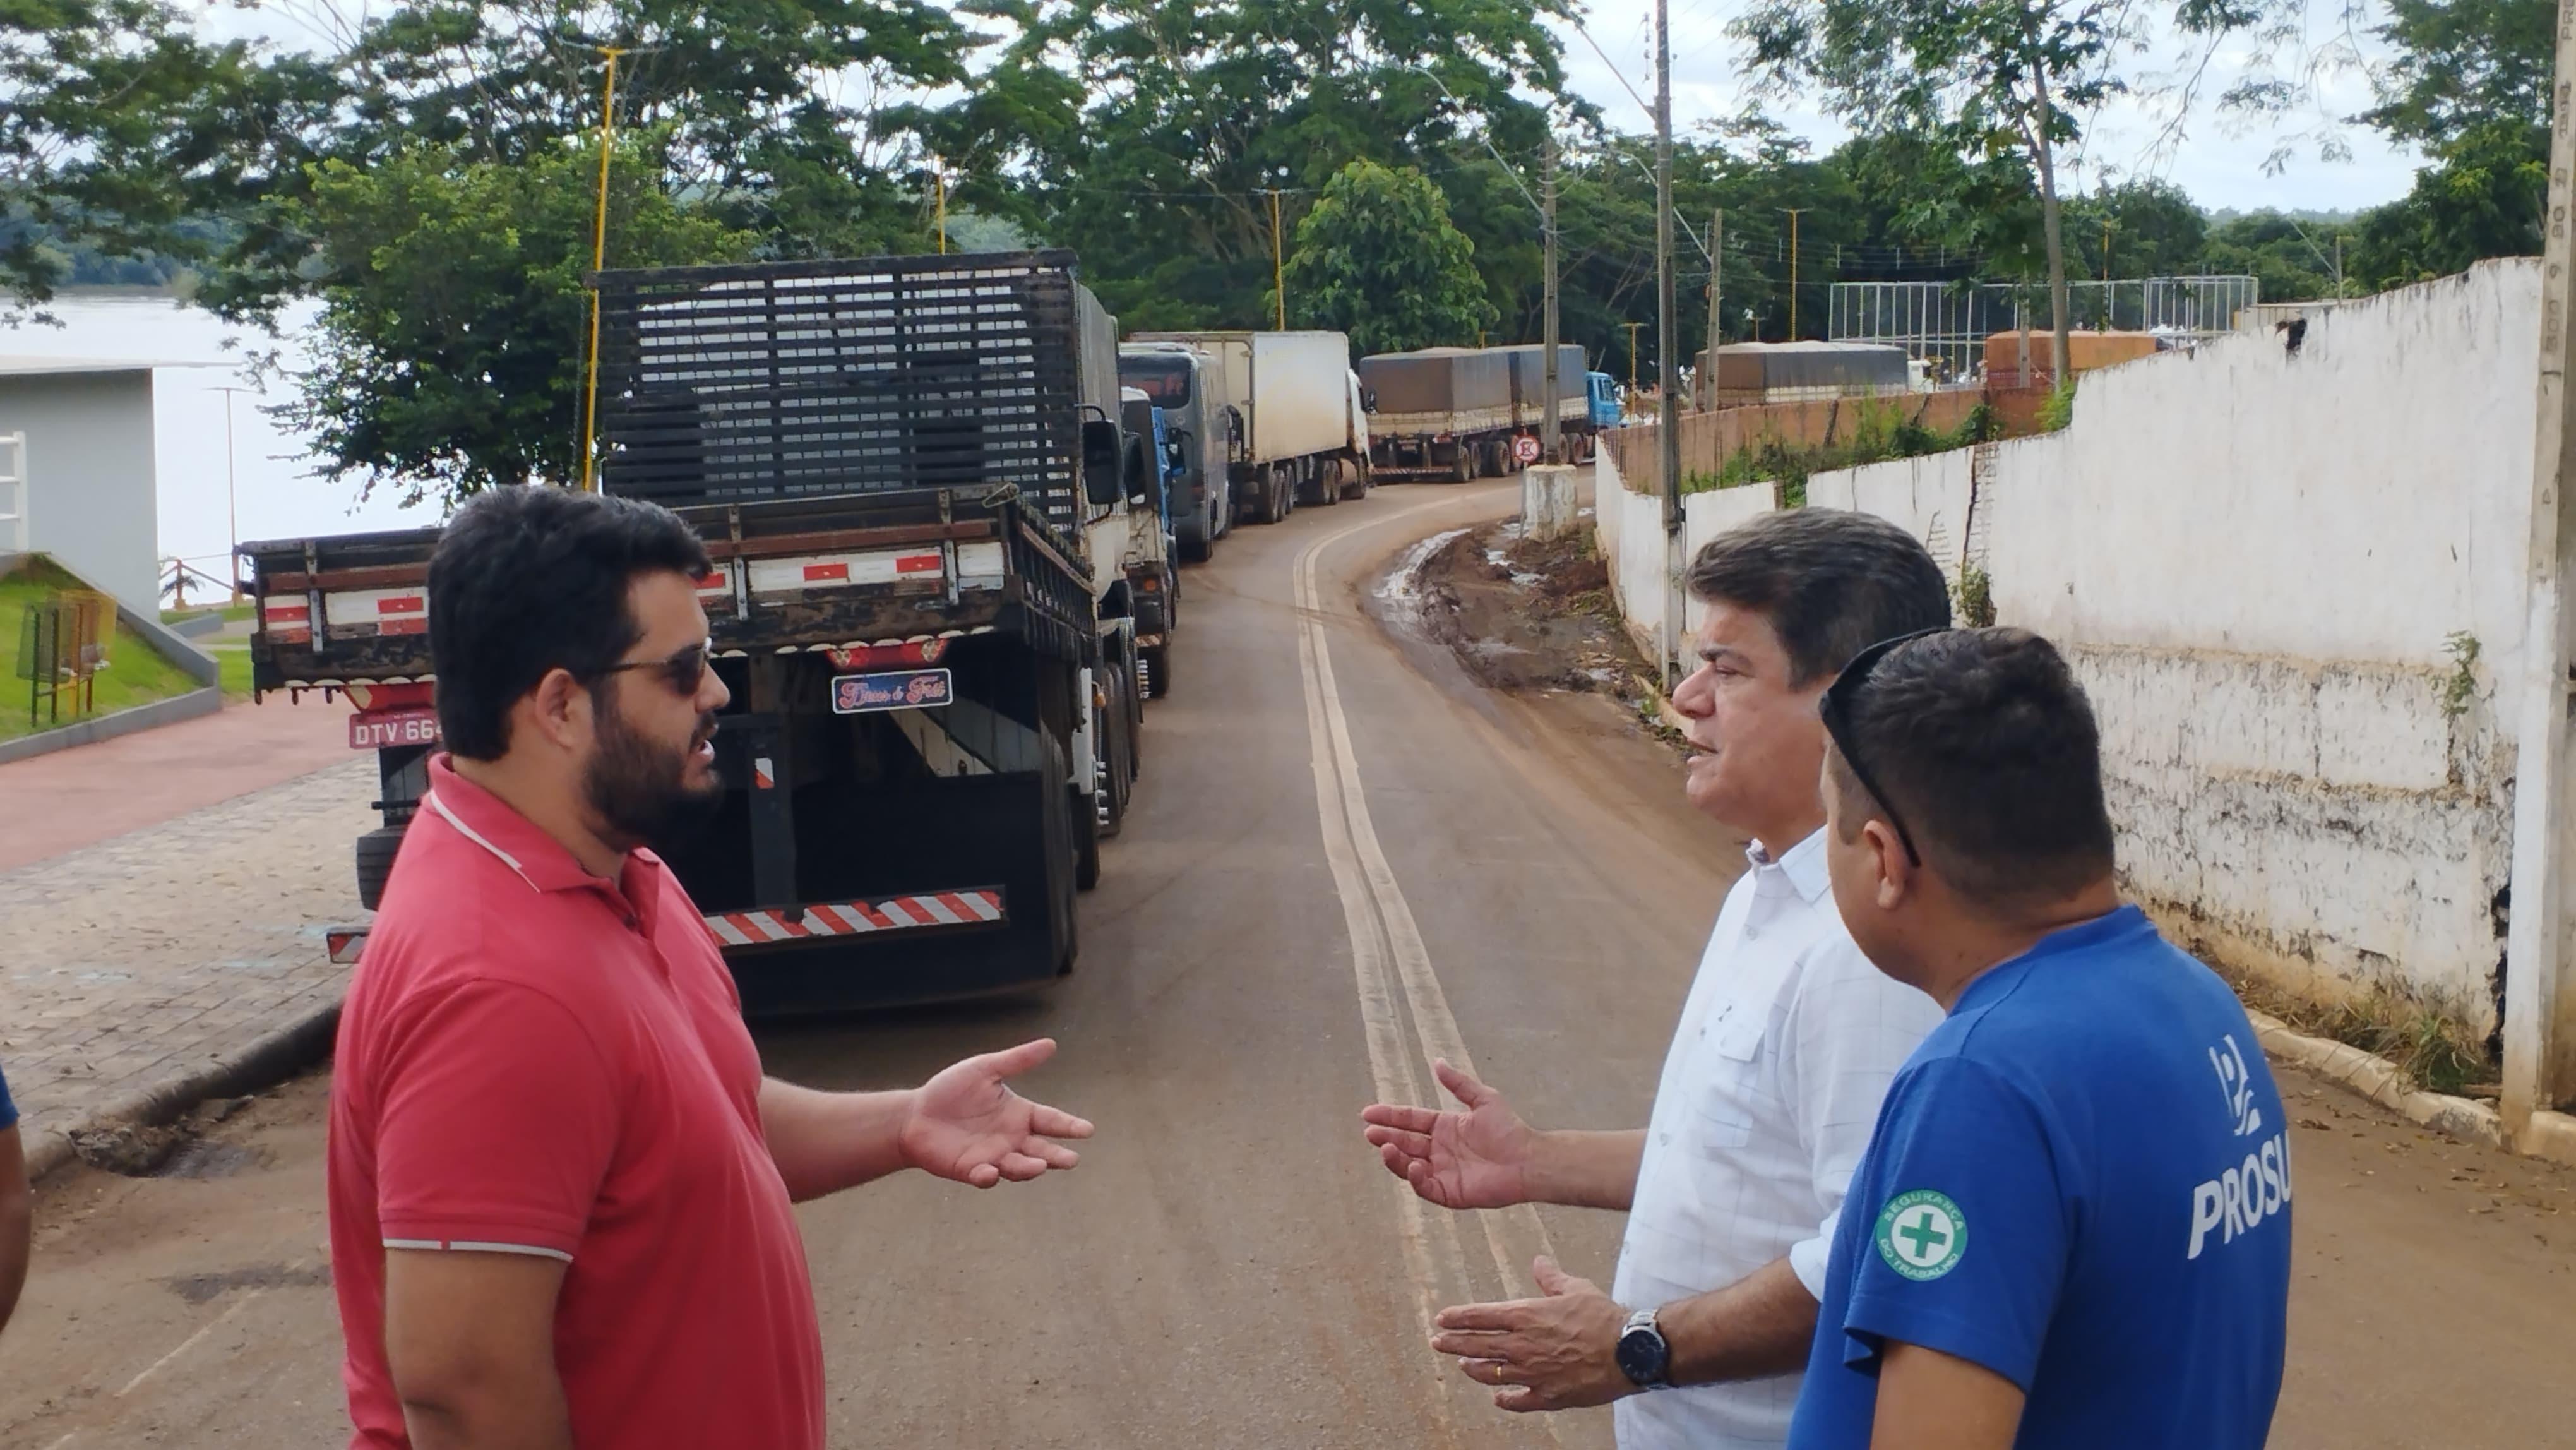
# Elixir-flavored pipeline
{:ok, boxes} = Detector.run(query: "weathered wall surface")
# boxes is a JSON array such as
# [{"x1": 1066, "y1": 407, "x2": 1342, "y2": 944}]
[
  {"x1": 1594, "y1": 450, "x2": 1776, "y2": 669},
  {"x1": 1604, "y1": 388, "x2": 1985, "y2": 488},
  {"x1": 1802, "y1": 261, "x2": 2538, "y2": 1037}
]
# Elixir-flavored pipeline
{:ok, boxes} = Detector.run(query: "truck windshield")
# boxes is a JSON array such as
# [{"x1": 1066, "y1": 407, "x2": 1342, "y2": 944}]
[{"x1": 1120, "y1": 356, "x2": 1193, "y2": 407}]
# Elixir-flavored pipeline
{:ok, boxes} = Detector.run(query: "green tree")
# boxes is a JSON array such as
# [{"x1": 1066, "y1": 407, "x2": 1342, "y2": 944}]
[
  {"x1": 2363, "y1": 0, "x2": 2552, "y2": 147},
  {"x1": 945, "y1": 0, "x2": 1570, "y2": 332},
  {"x1": 1284, "y1": 160, "x2": 1494, "y2": 354},
  {"x1": 1736, "y1": 0, "x2": 2251, "y2": 379},
  {"x1": 277, "y1": 138, "x2": 749, "y2": 505},
  {"x1": 0, "y1": 0, "x2": 270, "y2": 307},
  {"x1": 2345, "y1": 119, "x2": 2548, "y2": 290}
]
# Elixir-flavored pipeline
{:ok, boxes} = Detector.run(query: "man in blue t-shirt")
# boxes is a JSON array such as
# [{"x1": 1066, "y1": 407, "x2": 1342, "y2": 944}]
[{"x1": 1790, "y1": 627, "x2": 2289, "y2": 1449}]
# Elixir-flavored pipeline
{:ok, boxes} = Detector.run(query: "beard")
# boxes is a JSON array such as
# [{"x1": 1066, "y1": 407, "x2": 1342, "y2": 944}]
[{"x1": 584, "y1": 690, "x2": 723, "y2": 855}]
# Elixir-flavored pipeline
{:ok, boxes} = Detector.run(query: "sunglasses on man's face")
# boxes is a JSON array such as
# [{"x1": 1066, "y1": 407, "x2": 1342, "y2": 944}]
[
  {"x1": 1818, "y1": 628, "x2": 1950, "y2": 868},
  {"x1": 594, "y1": 639, "x2": 713, "y2": 697}
]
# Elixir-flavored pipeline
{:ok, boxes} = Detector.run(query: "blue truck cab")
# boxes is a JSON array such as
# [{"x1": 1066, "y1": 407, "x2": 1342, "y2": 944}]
[{"x1": 1586, "y1": 371, "x2": 1621, "y2": 429}]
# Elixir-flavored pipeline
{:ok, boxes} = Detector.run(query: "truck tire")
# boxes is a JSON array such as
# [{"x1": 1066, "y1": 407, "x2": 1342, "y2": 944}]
[
  {"x1": 1274, "y1": 463, "x2": 1294, "y2": 520},
  {"x1": 355, "y1": 825, "x2": 405, "y2": 911},
  {"x1": 1121, "y1": 658, "x2": 1145, "y2": 779},
  {"x1": 1142, "y1": 643, "x2": 1172, "y2": 698},
  {"x1": 1038, "y1": 732, "x2": 1079, "y2": 972},
  {"x1": 1450, "y1": 450, "x2": 1473, "y2": 484},
  {"x1": 1097, "y1": 665, "x2": 1134, "y2": 836},
  {"x1": 1177, "y1": 512, "x2": 1213, "y2": 563},
  {"x1": 1303, "y1": 459, "x2": 1340, "y2": 507}
]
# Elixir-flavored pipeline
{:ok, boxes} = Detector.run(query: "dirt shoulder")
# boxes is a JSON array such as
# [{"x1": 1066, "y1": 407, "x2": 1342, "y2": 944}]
[{"x1": 1413, "y1": 518, "x2": 1681, "y2": 748}]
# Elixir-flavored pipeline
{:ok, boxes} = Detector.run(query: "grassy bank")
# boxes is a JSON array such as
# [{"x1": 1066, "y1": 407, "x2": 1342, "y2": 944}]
[{"x1": 1, "y1": 559, "x2": 210, "y2": 743}]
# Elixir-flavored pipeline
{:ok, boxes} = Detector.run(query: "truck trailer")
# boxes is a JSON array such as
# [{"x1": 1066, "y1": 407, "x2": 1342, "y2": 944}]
[
  {"x1": 1126, "y1": 330, "x2": 1367, "y2": 522},
  {"x1": 1357, "y1": 344, "x2": 1616, "y2": 481},
  {"x1": 247, "y1": 251, "x2": 1167, "y2": 1014}
]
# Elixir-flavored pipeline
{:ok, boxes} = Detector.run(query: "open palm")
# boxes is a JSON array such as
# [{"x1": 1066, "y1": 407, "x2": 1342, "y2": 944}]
[
  {"x1": 1360, "y1": 1060, "x2": 1534, "y2": 1210},
  {"x1": 900, "y1": 1038, "x2": 1095, "y2": 1189}
]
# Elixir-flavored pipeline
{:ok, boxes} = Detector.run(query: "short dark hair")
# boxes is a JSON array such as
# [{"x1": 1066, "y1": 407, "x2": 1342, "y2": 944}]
[
  {"x1": 1686, "y1": 510, "x2": 1952, "y2": 685},
  {"x1": 427, "y1": 488, "x2": 712, "y2": 760},
  {"x1": 1828, "y1": 628, "x2": 2115, "y2": 908}
]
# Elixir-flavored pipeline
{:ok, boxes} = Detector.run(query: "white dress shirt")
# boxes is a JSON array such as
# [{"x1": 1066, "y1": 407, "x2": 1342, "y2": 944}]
[{"x1": 1611, "y1": 829, "x2": 1944, "y2": 1449}]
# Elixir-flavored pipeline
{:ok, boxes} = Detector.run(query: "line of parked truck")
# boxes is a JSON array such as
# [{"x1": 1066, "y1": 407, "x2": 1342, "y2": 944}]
[{"x1": 245, "y1": 249, "x2": 1625, "y2": 1014}]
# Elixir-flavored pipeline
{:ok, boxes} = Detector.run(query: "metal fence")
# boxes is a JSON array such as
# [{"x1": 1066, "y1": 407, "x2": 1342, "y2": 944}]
[
  {"x1": 16, "y1": 589, "x2": 110, "y2": 727},
  {"x1": 1828, "y1": 277, "x2": 2261, "y2": 381}
]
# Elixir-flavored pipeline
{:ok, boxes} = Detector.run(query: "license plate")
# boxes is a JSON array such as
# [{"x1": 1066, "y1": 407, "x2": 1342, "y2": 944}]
[
  {"x1": 831, "y1": 668, "x2": 953, "y2": 714},
  {"x1": 350, "y1": 707, "x2": 441, "y2": 750}
]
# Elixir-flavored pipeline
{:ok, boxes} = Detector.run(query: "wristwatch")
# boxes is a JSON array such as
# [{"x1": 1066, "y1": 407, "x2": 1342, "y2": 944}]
[{"x1": 1614, "y1": 1307, "x2": 1672, "y2": 1389}]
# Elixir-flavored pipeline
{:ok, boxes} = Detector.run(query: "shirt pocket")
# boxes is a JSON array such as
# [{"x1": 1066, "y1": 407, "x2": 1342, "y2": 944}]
[{"x1": 1684, "y1": 1015, "x2": 1768, "y2": 1152}]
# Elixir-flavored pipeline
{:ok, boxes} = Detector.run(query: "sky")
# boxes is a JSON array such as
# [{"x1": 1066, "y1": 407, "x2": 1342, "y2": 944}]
[{"x1": 1550, "y1": 4, "x2": 2421, "y2": 215}]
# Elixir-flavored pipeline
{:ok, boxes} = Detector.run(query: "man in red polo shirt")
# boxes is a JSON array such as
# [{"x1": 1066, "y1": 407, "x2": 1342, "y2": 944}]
[{"x1": 330, "y1": 486, "x2": 1094, "y2": 1450}]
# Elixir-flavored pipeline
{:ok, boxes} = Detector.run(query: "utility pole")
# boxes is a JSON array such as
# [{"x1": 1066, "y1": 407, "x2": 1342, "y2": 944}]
[
  {"x1": 2335, "y1": 234, "x2": 2346, "y2": 297},
  {"x1": 2501, "y1": 0, "x2": 2576, "y2": 1149},
  {"x1": 1542, "y1": 133, "x2": 1562, "y2": 466},
  {"x1": 934, "y1": 165, "x2": 948, "y2": 254},
  {"x1": 1704, "y1": 209, "x2": 1723, "y2": 412},
  {"x1": 578, "y1": 45, "x2": 626, "y2": 494},
  {"x1": 1783, "y1": 208, "x2": 1811, "y2": 340},
  {"x1": 210, "y1": 386, "x2": 248, "y2": 599},
  {"x1": 1655, "y1": 0, "x2": 1682, "y2": 686},
  {"x1": 1265, "y1": 189, "x2": 1287, "y2": 330}
]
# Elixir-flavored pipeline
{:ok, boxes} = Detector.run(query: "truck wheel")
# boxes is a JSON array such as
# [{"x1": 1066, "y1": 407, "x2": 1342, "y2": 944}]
[
  {"x1": 1121, "y1": 658, "x2": 1145, "y2": 780},
  {"x1": 1066, "y1": 712, "x2": 1101, "y2": 891},
  {"x1": 354, "y1": 825, "x2": 405, "y2": 911},
  {"x1": 1038, "y1": 732, "x2": 1080, "y2": 971},
  {"x1": 1142, "y1": 644, "x2": 1172, "y2": 698},
  {"x1": 1450, "y1": 451, "x2": 1472, "y2": 484},
  {"x1": 1274, "y1": 464, "x2": 1294, "y2": 520}
]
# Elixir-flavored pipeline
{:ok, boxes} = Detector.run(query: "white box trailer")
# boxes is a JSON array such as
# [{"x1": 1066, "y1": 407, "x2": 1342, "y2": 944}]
[{"x1": 1128, "y1": 329, "x2": 1367, "y2": 522}]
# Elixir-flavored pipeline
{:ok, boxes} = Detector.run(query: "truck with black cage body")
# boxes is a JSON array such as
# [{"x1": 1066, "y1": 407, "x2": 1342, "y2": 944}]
[{"x1": 246, "y1": 250, "x2": 1163, "y2": 1013}]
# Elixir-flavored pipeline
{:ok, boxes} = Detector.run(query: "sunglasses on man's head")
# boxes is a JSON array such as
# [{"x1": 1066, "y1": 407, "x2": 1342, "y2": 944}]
[
  {"x1": 1818, "y1": 627, "x2": 1950, "y2": 868},
  {"x1": 593, "y1": 639, "x2": 713, "y2": 697}
]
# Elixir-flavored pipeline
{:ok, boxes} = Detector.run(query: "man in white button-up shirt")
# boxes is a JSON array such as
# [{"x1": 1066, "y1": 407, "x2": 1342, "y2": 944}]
[{"x1": 1363, "y1": 510, "x2": 1952, "y2": 1447}]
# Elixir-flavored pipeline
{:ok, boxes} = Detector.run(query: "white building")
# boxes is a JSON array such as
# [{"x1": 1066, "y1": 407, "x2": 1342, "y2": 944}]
[{"x1": 0, "y1": 356, "x2": 165, "y2": 613}]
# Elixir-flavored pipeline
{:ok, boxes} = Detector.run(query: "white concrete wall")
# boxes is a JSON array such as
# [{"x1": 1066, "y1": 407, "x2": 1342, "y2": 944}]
[
  {"x1": 1810, "y1": 450, "x2": 1976, "y2": 583},
  {"x1": 1811, "y1": 261, "x2": 2537, "y2": 1035},
  {"x1": 0, "y1": 369, "x2": 160, "y2": 611},
  {"x1": 1592, "y1": 448, "x2": 1777, "y2": 667}
]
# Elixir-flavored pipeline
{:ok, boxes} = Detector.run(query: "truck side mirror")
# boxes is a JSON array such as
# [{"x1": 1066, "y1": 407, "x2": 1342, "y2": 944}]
[
  {"x1": 1361, "y1": 387, "x2": 1378, "y2": 412},
  {"x1": 1083, "y1": 419, "x2": 1123, "y2": 507},
  {"x1": 1123, "y1": 435, "x2": 1152, "y2": 506},
  {"x1": 1164, "y1": 428, "x2": 1192, "y2": 472}
]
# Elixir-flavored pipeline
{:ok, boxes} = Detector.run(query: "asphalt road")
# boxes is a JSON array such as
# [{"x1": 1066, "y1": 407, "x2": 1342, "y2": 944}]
[{"x1": 5, "y1": 479, "x2": 2574, "y2": 1449}]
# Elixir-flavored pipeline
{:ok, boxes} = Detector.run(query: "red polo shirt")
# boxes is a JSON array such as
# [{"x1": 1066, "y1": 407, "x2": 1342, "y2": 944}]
[{"x1": 328, "y1": 755, "x2": 823, "y2": 1449}]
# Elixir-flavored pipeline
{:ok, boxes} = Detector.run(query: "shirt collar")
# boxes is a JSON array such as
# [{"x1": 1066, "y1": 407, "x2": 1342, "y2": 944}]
[
  {"x1": 422, "y1": 753, "x2": 635, "y2": 898},
  {"x1": 1742, "y1": 827, "x2": 1832, "y2": 905},
  {"x1": 1958, "y1": 904, "x2": 2154, "y2": 1009}
]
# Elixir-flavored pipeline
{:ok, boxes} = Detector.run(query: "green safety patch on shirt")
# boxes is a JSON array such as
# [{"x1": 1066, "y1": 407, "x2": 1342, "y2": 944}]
[{"x1": 1875, "y1": 1189, "x2": 1968, "y2": 1281}]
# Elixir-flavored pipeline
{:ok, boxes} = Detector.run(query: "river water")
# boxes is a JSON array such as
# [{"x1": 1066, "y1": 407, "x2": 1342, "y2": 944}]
[{"x1": 11, "y1": 292, "x2": 429, "y2": 585}]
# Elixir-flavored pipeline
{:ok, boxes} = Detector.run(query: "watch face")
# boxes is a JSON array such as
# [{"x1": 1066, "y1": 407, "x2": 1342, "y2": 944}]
[{"x1": 1616, "y1": 1324, "x2": 1667, "y2": 1384}]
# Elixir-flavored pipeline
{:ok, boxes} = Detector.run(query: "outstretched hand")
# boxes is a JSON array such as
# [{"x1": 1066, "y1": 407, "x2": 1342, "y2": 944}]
[
  {"x1": 1359, "y1": 1059, "x2": 1534, "y2": 1211},
  {"x1": 1433, "y1": 1256, "x2": 1636, "y2": 1413},
  {"x1": 900, "y1": 1038, "x2": 1095, "y2": 1189}
]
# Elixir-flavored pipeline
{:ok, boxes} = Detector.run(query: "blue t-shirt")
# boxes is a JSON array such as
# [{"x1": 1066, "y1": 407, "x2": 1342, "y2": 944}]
[
  {"x1": 0, "y1": 1058, "x2": 15, "y2": 1131},
  {"x1": 1787, "y1": 906, "x2": 2290, "y2": 1449}
]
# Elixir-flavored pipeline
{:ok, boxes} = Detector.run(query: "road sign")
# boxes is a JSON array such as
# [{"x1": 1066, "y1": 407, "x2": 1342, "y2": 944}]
[{"x1": 1512, "y1": 434, "x2": 1541, "y2": 465}]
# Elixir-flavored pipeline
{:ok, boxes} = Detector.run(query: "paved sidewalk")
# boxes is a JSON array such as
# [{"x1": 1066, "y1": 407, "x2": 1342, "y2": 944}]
[
  {"x1": 0, "y1": 700, "x2": 353, "y2": 873},
  {"x1": 0, "y1": 756, "x2": 374, "y2": 1179}
]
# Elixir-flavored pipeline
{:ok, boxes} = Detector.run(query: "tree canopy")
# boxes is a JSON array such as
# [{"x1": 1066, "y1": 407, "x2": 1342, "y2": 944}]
[{"x1": 1284, "y1": 160, "x2": 1495, "y2": 355}]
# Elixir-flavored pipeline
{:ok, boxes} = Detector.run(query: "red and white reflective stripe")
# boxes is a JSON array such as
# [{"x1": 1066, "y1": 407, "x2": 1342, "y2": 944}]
[
  {"x1": 704, "y1": 889, "x2": 1005, "y2": 947},
  {"x1": 327, "y1": 928, "x2": 368, "y2": 964},
  {"x1": 746, "y1": 549, "x2": 944, "y2": 595},
  {"x1": 263, "y1": 596, "x2": 313, "y2": 645},
  {"x1": 753, "y1": 756, "x2": 776, "y2": 790}
]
